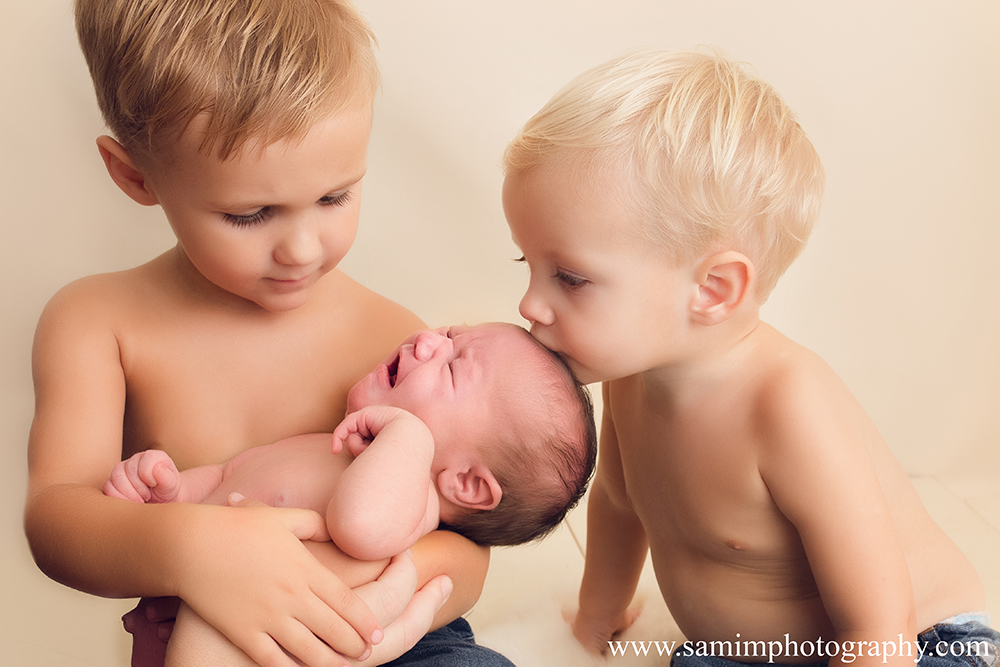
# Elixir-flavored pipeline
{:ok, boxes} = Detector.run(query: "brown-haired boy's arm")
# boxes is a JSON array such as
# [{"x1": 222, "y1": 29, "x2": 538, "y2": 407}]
[
  {"x1": 573, "y1": 383, "x2": 648, "y2": 654},
  {"x1": 409, "y1": 530, "x2": 490, "y2": 630},
  {"x1": 758, "y1": 369, "x2": 916, "y2": 667},
  {"x1": 24, "y1": 281, "x2": 381, "y2": 667}
]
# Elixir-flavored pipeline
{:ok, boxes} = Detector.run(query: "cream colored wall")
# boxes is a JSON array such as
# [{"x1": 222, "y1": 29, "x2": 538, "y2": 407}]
[{"x1": 1, "y1": 0, "x2": 997, "y2": 663}]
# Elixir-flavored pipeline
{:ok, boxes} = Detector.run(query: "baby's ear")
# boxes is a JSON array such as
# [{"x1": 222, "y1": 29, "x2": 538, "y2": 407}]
[
  {"x1": 437, "y1": 465, "x2": 502, "y2": 512},
  {"x1": 96, "y1": 136, "x2": 159, "y2": 206},
  {"x1": 690, "y1": 251, "x2": 754, "y2": 325}
]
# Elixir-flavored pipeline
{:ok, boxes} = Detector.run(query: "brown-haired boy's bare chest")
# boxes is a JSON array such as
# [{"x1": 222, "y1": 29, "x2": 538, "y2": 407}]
[
  {"x1": 119, "y1": 319, "x2": 361, "y2": 469},
  {"x1": 115, "y1": 270, "x2": 419, "y2": 470}
]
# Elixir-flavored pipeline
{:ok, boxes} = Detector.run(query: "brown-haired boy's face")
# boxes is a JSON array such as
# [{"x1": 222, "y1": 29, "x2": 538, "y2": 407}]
[{"x1": 144, "y1": 103, "x2": 373, "y2": 313}]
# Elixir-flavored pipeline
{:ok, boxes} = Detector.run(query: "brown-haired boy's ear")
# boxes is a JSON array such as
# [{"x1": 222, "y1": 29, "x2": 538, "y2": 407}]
[
  {"x1": 437, "y1": 465, "x2": 502, "y2": 512},
  {"x1": 690, "y1": 251, "x2": 754, "y2": 326},
  {"x1": 96, "y1": 136, "x2": 159, "y2": 206}
]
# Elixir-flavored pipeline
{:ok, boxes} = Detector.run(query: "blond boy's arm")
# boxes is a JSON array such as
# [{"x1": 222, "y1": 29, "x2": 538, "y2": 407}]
[
  {"x1": 758, "y1": 366, "x2": 916, "y2": 667},
  {"x1": 573, "y1": 382, "x2": 648, "y2": 654},
  {"x1": 25, "y1": 280, "x2": 381, "y2": 667}
]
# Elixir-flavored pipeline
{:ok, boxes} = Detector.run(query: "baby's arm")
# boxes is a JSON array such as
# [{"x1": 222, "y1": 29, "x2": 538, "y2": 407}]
[
  {"x1": 573, "y1": 384, "x2": 647, "y2": 654},
  {"x1": 328, "y1": 406, "x2": 439, "y2": 561},
  {"x1": 758, "y1": 366, "x2": 915, "y2": 667},
  {"x1": 104, "y1": 449, "x2": 224, "y2": 504}
]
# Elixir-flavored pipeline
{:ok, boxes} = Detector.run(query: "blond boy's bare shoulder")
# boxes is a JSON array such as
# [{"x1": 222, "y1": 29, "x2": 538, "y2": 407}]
[{"x1": 749, "y1": 324, "x2": 861, "y2": 445}]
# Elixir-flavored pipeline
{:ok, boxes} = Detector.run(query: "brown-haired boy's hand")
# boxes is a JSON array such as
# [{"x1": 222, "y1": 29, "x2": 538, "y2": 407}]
[{"x1": 171, "y1": 499, "x2": 382, "y2": 667}]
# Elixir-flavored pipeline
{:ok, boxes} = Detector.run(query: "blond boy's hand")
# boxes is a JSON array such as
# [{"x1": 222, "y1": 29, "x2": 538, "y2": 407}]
[
  {"x1": 175, "y1": 500, "x2": 382, "y2": 667},
  {"x1": 571, "y1": 605, "x2": 642, "y2": 655}
]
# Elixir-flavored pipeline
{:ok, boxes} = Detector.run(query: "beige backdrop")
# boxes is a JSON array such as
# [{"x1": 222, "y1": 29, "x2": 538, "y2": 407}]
[{"x1": 2, "y1": 1, "x2": 998, "y2": 664}]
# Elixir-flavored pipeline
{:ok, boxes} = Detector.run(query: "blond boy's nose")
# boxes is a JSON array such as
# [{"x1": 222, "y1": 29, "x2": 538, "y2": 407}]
[{"x1": 519, "y1": 290, "x2": 554, "y2": 327}]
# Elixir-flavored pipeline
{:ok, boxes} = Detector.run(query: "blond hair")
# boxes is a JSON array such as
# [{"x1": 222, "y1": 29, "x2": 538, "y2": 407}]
[
  {"x1": 503, "y1": 48, "x2": 825, "y2": 301},
  {"x1": 75, "y1": 0, "x2": 378, "y2": 166}
]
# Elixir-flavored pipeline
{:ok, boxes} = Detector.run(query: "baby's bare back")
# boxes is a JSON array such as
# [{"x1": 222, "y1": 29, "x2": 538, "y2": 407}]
[{"x1": 608, "y1": 324, "x2": 983, "y2": 649}]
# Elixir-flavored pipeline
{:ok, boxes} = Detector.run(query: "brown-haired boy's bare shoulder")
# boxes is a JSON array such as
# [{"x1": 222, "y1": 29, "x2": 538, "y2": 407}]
[{"x1": 31, "y1": 253, "x2": 424, "y2": 473}]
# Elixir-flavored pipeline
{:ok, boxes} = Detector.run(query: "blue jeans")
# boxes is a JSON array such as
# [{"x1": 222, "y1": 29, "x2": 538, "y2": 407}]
[
  {"x1": 917, "y1": 619, "x2": 1000, "y2": 667},
  {"x1": 669, "y1": 618, "x2": 1000, "y2": 667},
  {"x1": 382, "y1": 617, "x2": 515, "y2": 667}
]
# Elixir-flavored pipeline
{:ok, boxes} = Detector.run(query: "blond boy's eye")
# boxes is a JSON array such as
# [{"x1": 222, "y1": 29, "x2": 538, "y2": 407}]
[
  {"x1": 320, "y1": 191, "x2": 354, "y2": 207},
  {"x1": 555, "y1": 269, "x2": 588, "y2": 289}
]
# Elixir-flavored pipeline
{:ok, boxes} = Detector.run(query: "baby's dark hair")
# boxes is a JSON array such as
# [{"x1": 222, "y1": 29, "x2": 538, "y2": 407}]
[{"x1": 439, "y1": 328, "x2": 597, "y2": 546}]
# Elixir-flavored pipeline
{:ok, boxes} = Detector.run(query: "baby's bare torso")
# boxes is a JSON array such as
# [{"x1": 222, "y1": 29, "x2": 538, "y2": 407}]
[
  {"x1": 608, "y1": 324, "x2": 983, "y2": 651},
  {"x1": 202, "y1": 435, "x2": 350, "y2": 514}
]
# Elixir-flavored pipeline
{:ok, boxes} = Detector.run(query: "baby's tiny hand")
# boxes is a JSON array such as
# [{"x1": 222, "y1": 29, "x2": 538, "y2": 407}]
[
  {"x1": 103, "y1": 449, "x2": 182, "y2": 504},
  {"x1": 333, "y1": 405, "x2": 407, "y2": 458}
]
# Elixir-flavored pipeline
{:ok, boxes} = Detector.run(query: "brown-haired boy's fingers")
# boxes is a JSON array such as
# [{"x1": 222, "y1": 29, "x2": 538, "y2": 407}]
[
  {"x1": 351, "y1": 551, "x2": 418, "y2": 625},
  {"x1": 304, "y1": 581, "x2": 380, "y2": 657},
  {"x1": 351, "y1": 575, "x2": 452, "y2": 665}
]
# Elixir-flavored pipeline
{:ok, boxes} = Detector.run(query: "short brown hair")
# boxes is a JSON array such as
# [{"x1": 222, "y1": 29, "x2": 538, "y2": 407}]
[{"x1": 75, "y1": 0, "x2": 378, "y2": 166}]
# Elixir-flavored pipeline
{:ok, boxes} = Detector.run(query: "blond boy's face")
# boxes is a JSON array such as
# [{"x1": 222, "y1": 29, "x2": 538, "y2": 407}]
[
  {"x1": 346, "y1": 323, "x2": 546, "y2": 468},
  {"x1": 504, "y1": 161, "x2": 694, "y2": 384},
  {"x1": 146, "y1": 104, "x2": 372, "y2": 312}
]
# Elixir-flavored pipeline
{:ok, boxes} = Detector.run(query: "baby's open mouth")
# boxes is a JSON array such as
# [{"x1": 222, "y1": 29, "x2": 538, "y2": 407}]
[{"x1": 387, "y1": 353, "x2": 400, "y2": 387}]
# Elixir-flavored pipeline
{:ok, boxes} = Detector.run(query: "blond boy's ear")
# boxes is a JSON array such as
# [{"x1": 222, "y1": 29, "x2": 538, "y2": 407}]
[
  {"x1": 437, "y1": 465, "x2": 502, "y2": 512},
  {"x1": 690, "y1": 251, "x2": 755, "y2": 325},
  {"x1": 96, "y1": 136, "x2": 159, "y2": 206}
]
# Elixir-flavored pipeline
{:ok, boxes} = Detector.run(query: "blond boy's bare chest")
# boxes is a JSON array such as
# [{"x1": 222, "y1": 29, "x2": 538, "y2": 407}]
[
  {"x1": 607, "y1": 378, "x2": 828, "y2": 637},
  {"x1": 607, "y1": 377, "x2": 811, "y2": 570}
]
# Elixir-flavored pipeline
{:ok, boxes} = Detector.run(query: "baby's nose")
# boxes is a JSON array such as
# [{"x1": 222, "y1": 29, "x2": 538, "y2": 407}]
[{"x1": 412, "y1": 330, "x2": 450, "y2": 361}]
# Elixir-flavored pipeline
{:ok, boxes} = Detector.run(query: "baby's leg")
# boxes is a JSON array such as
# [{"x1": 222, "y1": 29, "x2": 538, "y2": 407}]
[{"x1": 164, "y1": 602, "x2": 259, "y2": 667}]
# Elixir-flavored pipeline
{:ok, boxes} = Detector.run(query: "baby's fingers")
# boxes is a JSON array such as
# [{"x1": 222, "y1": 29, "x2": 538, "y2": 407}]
[
  {"x1": 104, "y1": 462, "x2": 147, "y2": 502},
  {"x1": 140, "y1": 457, "x2": 181, "y2": 503}
]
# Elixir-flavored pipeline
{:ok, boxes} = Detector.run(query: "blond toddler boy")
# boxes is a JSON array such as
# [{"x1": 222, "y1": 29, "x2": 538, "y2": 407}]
[
  {"x1": 502, "y1": 48, "x2": 998, "y2": 667},
  {"x1": 26, "y1": 1, "x2": 510, "y2": 666}
]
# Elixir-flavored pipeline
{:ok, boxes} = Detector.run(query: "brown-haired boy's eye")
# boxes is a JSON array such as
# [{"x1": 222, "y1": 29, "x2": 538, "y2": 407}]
[{"x1": 223, "y1": 207, "x2": 272, "y2": 228}]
